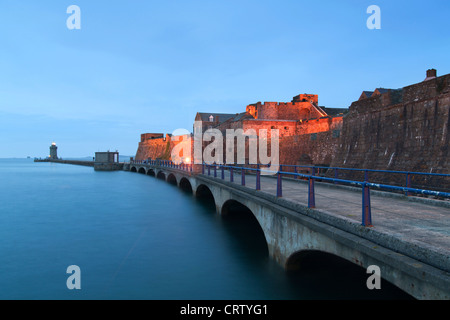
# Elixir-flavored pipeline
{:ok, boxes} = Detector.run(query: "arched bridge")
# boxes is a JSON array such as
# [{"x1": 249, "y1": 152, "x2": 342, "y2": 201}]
[{"x1": 127, "y1": 161, "x2": 450, "y2": 300}]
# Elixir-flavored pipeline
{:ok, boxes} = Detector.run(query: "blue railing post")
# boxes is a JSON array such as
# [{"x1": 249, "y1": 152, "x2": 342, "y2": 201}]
[
  {"x1": 406, "y1": 173, "x2": 411, "y2": 196},
  {"x1": 221, "y1": 166, "x2": 225, "y2": 180},
  {"x1": 208, "y1": 164, "x2": 211, "y2": 176},
  {"x1": 334, "y1": 168, "x2": 338, "y2": 184},
  {"x1": 241, "y1": 168, "x2": 245, "y2": 186},
  {"x1": 308, "y1": 176, "x2": 315, "y2": 208},
  {"x1": 230, "y1": 167, "x2": 234, "y2": 183},
  {"x1": 362, "y1": 183, "x2": 373, "y2": 227},
  {"x1": 364, "y1": 170, "x2": 369, "y2": 182},
  {"x1": 256, "y1": 164, "x2": 261, "y2": 191},
  {"x1": 214, "y1": 164, "x2": 217, "y2": 178},
  {"x1": 294, "y1": 165, "x2": 298, "y2": 179},
  {"x1": 202, "y1": 163, "x2": 205, "y2": 174},
  {"x1": 277, "y1": 171, "x2": 282, "y2": 197}
]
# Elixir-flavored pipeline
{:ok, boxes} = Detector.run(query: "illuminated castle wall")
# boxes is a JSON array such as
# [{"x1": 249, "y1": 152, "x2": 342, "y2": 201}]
[{"x1": 135, "y1": 69, "x2": 450, "y2": 188}]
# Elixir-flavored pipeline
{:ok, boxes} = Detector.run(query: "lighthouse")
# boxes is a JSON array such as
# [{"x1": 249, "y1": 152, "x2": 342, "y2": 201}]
[{"x1": 49, "y1": 142, "x2": 58, "y2": 160}]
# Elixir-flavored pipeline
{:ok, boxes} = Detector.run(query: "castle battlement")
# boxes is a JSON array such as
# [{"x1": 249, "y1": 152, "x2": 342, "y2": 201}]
[
  {"x1": 354, "y1": 69, "x2": 450, "y2": 113},
  {"x1": 246, "y1": 94, "x2": 325, "y2": 121}
]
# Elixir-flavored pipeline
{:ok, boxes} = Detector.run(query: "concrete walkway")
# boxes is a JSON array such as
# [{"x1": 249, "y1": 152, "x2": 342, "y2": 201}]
[{"x1": 207, "y1": 169, "x2": 450, "y2": 266}]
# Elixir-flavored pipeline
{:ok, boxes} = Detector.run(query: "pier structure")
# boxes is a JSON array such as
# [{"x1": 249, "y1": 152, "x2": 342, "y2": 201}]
[{"x1": 127, "y1": 160, "x2": 450, "y2": 300}]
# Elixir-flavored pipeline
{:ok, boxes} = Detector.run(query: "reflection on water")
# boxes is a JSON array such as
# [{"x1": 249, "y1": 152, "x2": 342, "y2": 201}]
[{"x1": 0, "y1": 159, "x2": 413, "y2": 300}]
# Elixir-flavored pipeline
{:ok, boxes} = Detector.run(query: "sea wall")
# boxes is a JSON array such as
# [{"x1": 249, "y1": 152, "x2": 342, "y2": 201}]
[
  {"x1": 135, "y1": 134, "x2": 192, "y2": 161},
  {"x1": 134, "y1": 72, "x2": 450, "y2": 189},
  {"x1": 329, "y1": 75, "x2": 450, "y2": 189}
]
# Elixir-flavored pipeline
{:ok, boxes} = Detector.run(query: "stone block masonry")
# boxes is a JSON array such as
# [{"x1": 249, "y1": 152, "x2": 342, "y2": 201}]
[
  {"x1": 331, "y1": 71, "x2": 450, "y2": 190},
  {"x1": 135, "y1": 69, "x2": 449, "y2": 190},
  {"x1": 135, "y1": 133, "x2": 192, "y2": 161}
]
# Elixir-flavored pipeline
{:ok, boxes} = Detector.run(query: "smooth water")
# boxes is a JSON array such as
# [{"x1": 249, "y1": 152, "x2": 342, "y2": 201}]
[{"x1": 0, "y1": 159, "x2": 412, "y2": 300}]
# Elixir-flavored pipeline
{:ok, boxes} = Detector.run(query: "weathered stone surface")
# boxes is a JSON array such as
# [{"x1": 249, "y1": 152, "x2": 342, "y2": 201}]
[
  {"x1": 135, "y1": 71, "x2": 450, "y2": 190},
  {"x1": 330, "y1": 74, "x2": 450, "y2": 189}
]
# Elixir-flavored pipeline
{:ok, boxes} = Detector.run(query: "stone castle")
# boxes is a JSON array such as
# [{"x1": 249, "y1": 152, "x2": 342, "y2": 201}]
[{"x1": 135, "y1": 69, "x2": 449, "y2": 187}]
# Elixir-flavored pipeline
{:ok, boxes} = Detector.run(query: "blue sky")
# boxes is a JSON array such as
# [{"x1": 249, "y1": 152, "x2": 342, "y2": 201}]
[{"x1": 0, "y1": 0, "x2": 449, "y2": 157}]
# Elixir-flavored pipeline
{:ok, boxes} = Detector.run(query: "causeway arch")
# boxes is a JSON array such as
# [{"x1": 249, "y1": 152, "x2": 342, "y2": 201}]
[
  {"x1": 124, "y1": 162, "x2": 450, "y2": 299},
  {"x1": 167, "y1": 173, "x2": 178, "y2": 186}
]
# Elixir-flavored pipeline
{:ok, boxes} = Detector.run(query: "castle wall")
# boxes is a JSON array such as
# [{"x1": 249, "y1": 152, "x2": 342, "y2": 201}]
[
  {"x1": 136, "y1": 134, "x2": 193, "y2": 161},
  {"x1": 135, "y1": 135, "x2": 172, "y2": 160},
  {"x1": 332, "y1": 94, "x2": 449, "y2": 173},
  {"x1": 217, "y1": 116, "x2": 343, "y2": 138},
  {"x1": 141, "y1": 133, "x2": 164, "y2": 142},
  {"x1": 279, "y1": 130, "x2": 340, "y2": 168},
  {"x1": 242, "y1": 119, "x2": 298, "y2": 138},
  {"x1": 246, "y1": 100, "x2": 324, "y2": 121},
  {"x1": 134, "y1": 71, "x2": 450, "y2": 190},
  {"x1": 402, "y1": 74, "x2": 450, "y2": 103},
  {"x1": 330, "y1": 81, "x2": 450, "y2": 189},
  {"x1": 296, "y1": 117, "x2": 343, "y2": 135}
]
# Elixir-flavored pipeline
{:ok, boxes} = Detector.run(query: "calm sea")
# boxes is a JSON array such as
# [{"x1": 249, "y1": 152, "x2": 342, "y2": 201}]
[{"x1": 0, "y1": 159, "x2": 412, "y2": 300}]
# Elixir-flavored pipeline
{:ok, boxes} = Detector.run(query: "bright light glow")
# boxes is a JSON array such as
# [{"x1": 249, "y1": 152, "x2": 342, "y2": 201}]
[
  {"x1": 185, "y1": 157, "x2": 191, "y2": 164},
  {"x1": 52, "y1": 142, "x2": 56, "y2": 146}
]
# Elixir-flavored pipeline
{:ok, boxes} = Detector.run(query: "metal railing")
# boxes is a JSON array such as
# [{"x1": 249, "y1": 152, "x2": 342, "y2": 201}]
[
  {"x1": 130, "y1": 159, "x2": 193, "y2": 172},
  {"x1": 278, "y1": 164, "x2": 450, "y2": 195},
  {"x1": 201, "y1": 163, "x2": 450, "y2": 228},
  {"x1": 129, "y1": 160, "x2": 450, "y2": 227}
]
